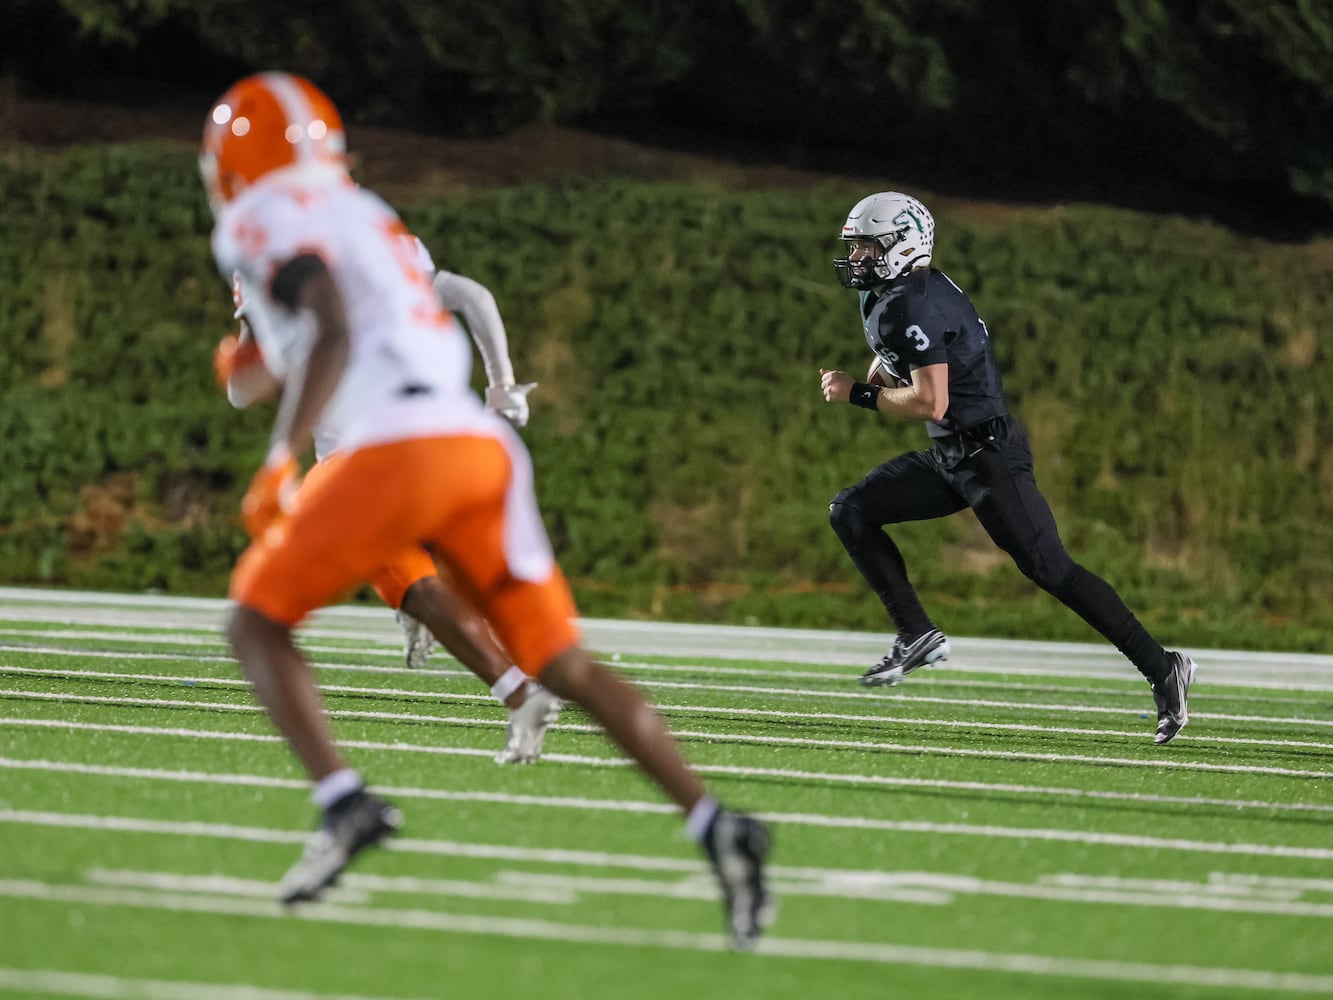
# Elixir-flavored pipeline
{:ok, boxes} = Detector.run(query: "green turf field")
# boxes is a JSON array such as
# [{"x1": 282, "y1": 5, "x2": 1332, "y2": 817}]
[{"x1": 0, "y1": 587, "x2": 1329, "y2": 1000}]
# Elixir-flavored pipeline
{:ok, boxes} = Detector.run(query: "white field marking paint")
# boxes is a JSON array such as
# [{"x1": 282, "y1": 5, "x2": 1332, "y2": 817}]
[
  {"x1": 494, "y1": 869, "x2": 1333, "y2": 918},
  {"x1": 504, "y1": 869, "x2": 1333, "y2": 917},
  {"x1": 6, "y1": 670, "x2": 1330, "y2": 757},
  {"x1": 0, "y1": 758, "x2": 675, "y2": 816},
  {"x1": 9, "y1": 683, "x2": 1333, "y2": 765},
  {"x1": 0, "y1": 967, "x2": 428, "y2": 1000},
  {"x1": 5, "y1": 715, "x2": 1332, "y2": 783},
  {"x1": 5, "y1": 813, "x2": 701, "y2": 873},
  {"x1": 492, "y1": 870, "x2": 949, "y2": 906},
  {"x1": 6, "y1": 803, "x2": 1333, "y2": 862},
  {"x1": 2, "y1": 882, "x2": 1332, "y2": 993},
  {"x1": 8, "y1": 755, "x2": 1330, "y2": 822},
  {"x1": 111, "y1": 862, "x2": 1311, "y2": 917},
  {"x1": 0, "y1": 629, "x2": 431, "y2": 665},
  {"x1": 0, "y1": 638, "x2": 458, "y2": 667},
  {"x1": 1210, "y1": 873, "x2": 1333, "y2": 893},
  {"x1": 633, "y1": 677, "x2": 1333, "y2": 729},
  {"x1": 658, "y1": 705, "x2": 1333, "y2": 749},
  {"x1": 15, "y1": 809, "x2": 1333, "y2": 886},
  {"x1": 0, "y1": 689, "x2": 517, "y2": 731},
  {"x1": 691, "y1": 761, "x2": 1333, "y2": 811},
  {"x1": 84, "y1": 867, "x2": 576, "y2": 905},
  {"x1": 0, "y1": 666, "x2": 500, "y2": 706},
  {"x1": 0, "y1": 645, "x2": 472, "y2": 675},
  {"x1": 0, "y1": 648, "x2": 488, "y2": 684},
  {"x1": 0, "y1": 629, "x2": 232, "y2": 646},
  {"x1": 9, "y1": 683, "x2": 1333, "y2": 763},
  {"x1": 12, "y1": 757, "x2": 1330, "y2": 866},
  {"x1": 6, "y1": 627, "x2": 1333, "y2": 708},
  {"x1": 1039, "y1": 873, "x2": 1327, "y2": 901},
  {"x1": 4, "y1": 585, "x2": 1333, "y2": 686},
  {"x1": 0, "y1": 646, "x2": 238, "y2": 664},
  {"x1": 84, "y1": 864, "x2": 943, "y2": 909},
  {"x1": 6, "y1": 582, "x2": 1331, "y2": 678},
  {"x1": 5, "y1": 631, "x2": 1330, "y2": 705},
  {"x1": 7, "y1": 666, "x2": 1331, "y2": 746}
]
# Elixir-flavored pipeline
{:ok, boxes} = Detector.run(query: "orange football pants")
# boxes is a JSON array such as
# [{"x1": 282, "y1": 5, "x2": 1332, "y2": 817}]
[
  {"x1": 230, "y1": 435, "x2": 581, "y2": 676},
  {"x1": 297, "y1": 456, "x2": 437, "y2": 610}
]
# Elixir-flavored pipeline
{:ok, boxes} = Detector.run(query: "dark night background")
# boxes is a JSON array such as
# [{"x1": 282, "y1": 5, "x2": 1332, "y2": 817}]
[{"x1": 6, "y1": 0, "x2": 1332, "y2": 240}]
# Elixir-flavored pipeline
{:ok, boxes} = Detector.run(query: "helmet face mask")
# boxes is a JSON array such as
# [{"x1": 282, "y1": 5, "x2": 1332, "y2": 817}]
[{"x1": 834, "y1": 192, "x2": 935, "y2": 288}]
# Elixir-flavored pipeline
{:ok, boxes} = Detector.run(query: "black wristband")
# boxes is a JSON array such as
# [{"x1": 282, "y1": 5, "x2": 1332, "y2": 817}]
[{"x1": 850, "y1": 381, "x2": 882, "y2": 411}]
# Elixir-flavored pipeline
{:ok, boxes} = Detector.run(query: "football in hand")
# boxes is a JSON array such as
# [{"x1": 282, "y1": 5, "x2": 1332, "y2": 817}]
[{"x1": 868, "y1": 356, "x2": 907, "y2": 388}]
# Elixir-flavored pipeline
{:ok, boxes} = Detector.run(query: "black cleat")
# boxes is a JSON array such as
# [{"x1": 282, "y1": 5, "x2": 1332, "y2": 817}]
[
  {"x1": 701, "y1": 810, "x2": 775, "y2": 951},
  {"x1": 279, "y1": 789, "x2": 403, "y2": 904},
  {"x1": 1152, "y1": 652, "x2": 1198, "y2": 746},
  {"x1": 860, "y1": 628, "x2": 951, "y2": 687}
]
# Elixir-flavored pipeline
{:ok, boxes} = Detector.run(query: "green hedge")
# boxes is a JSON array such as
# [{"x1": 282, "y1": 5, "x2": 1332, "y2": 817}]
[{"x1": 2, "y1": 142, "x2": 1330, "y2": 651}]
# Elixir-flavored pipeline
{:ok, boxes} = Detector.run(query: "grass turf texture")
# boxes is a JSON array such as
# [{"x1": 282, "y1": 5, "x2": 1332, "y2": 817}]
[{"x1": 0, "y1": 590, "x2": 1330, "y2": 1000}]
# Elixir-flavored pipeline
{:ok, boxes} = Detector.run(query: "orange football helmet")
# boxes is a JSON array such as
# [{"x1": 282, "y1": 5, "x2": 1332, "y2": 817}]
[{"x1": 200, "y1": 72, "x2": 347, "y2": 212}]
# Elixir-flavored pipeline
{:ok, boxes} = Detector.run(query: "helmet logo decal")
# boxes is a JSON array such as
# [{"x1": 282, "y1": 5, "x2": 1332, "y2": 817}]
[{"x1": 892, "y1": 208, "x2": 924, "y2": 234}]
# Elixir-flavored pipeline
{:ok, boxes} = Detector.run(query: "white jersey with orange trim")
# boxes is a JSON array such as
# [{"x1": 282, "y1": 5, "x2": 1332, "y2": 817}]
[{"x1": 212, "y1": 166, "x2": 498, "y2": 456}]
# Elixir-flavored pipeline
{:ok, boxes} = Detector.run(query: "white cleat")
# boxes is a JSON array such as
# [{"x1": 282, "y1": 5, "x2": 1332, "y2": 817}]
[
  {"x1": 397, "y1": 610, "x2": 435, "y2": 669},
  {"x1": 494, "y1": 683, "x2": 563, "y2": 765},
  {"x1": 1153, "y1": 651, "x2": 1198, "y2": 745}
]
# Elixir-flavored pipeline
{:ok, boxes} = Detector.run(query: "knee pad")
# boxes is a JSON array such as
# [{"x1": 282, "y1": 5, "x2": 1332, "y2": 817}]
[
  {"x1": 1020, "y1": 550, "x2": 1078, "y2": 595},
  {"x1": 828, "y1": 489, "x2": 867, "y2": 544}
]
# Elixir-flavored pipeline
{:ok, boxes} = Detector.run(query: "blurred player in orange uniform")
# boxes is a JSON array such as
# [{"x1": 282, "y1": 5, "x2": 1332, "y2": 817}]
[
  {"x1": 218, "y1": 252, "x2": 556, "y2": 765},
  {"x1": 200, "y1": 72, "x2": 771, "y2": 948}
]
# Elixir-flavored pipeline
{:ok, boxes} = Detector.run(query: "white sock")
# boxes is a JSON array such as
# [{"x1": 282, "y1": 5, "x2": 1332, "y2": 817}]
[
  {"x1": 490, "y1": 665, "x2": 527, "y2": 704},
  {"x1": 685, "y1": 796, "x2": 720, "y2": 842},
  {"x1": 312, "y1": 768, "x2": 363, "y2": 809}
]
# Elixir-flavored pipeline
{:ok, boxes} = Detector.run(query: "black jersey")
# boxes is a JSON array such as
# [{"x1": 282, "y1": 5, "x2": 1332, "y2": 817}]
[{"x1": 859, "y1": 268, "x2": 1007, "y2": 437}]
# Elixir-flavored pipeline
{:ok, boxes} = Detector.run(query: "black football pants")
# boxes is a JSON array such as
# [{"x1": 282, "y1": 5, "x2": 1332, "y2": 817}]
[{"x1": 828, "y1": 415, "x2": 1170, "y2": 682}]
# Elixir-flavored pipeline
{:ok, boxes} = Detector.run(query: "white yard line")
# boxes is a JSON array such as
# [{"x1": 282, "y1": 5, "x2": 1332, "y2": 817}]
[
  {"x1": 7, "y1": 755, "x2": 1328, "y2": 819},
  {"x1": 4, "y1": 633, "x2": 1331, "y2": 704},
  {"x1": 0, "y1": 882, "x2": 1329, "y2": 993},
  {"x1": 3, "y1": 804, "x2": 1332, "y2": 861},
  {"x1": 0, "y1": 967, "x2": 426, "y2": 1000},
  {"x1": 80, "y1": 865, "x2": 1333, "y2": 918},
  {"x1": 2, "y1": 586, "x2": 1331, "y2": 686},
  {"x1": 5, "y1": 661, "x2": 1327, "y2": 730},
  {"x1": 4, "y1": 715, "x2": 1330, "y2": 781},
  {"x1": 5, "y1": 665, "x2": 1331, "y2": 743}
]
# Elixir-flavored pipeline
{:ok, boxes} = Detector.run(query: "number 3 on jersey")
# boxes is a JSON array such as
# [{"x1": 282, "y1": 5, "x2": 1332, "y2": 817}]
[{"x1": 905, "y1": 324, "x2": 930, "y2": 352}]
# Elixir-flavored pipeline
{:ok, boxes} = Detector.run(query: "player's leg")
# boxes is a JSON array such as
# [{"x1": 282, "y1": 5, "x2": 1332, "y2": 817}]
[
  {"x1": 226, "y1": 449, "x2": 484, "y2": 902},
  {"x1": 534, "y1": 643, "x2": 773, "y2": 947},
  {"x1": 229, "y1": 560, "x2": 404, "y2": 900},
  {"x1": 228, "y1": 452, "x2": 390, "y2": 786},
  {"x1": 226, "y1": 604, "x2": 345, "y2": 781},
  {"x1": 962, "y1": 419, "x2": 1196, "y2": 742},
  {"x1": 427, "y1": 431, "x2": 773, "y2": 949},
  {"x1": 829, "y1": 450, "x2": 966, "y2": 685},
  {"x1": 366, "y1": 546, "x2": 440, "y2": 668},
  {"x1": 391, "y1": 567, "x2": 562, "y2": 764}
]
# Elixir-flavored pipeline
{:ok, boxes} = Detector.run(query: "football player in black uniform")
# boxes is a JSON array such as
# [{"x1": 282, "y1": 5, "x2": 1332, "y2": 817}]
[{"x1": 819, "y1": 191, "x2": 1196, "y2": 745}]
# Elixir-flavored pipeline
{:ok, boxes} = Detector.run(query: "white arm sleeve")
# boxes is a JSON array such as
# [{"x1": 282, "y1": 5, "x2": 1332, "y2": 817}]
[{"x1": 432, "y1": 270, "x2": 515, "y2": 387}]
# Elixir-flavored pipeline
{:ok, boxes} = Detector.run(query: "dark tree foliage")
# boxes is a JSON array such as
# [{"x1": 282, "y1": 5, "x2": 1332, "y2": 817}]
[{"x1": 4, "y1": 0, "x2": 1331, "y2": 230}]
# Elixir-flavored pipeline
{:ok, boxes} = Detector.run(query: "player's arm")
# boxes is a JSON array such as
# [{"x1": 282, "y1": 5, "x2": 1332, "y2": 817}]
[
  {"x1": 433, "y1": 271, "x2": 513, "y2": 385},
  {"x1": 266, "y1": 253, "x2": 349, "y2": 460},
  {"x1": 820, "y1": 362, "x2": 949, "y2": 421},
  {"x1": 433, "y1": 270, "x2": 536, "y2": 427}
]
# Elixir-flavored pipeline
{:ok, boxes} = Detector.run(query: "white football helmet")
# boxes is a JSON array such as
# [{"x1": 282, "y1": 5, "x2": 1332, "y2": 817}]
[{"x1": 834, "y1": 191, "x2": 935, "y2": 288}]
